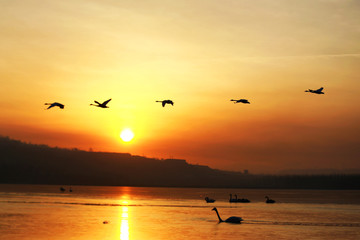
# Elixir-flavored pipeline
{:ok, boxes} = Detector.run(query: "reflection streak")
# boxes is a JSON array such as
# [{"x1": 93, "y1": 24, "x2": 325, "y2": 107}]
[{"x1": 120, "y1": 206, "x2": 129, "y2": 240}]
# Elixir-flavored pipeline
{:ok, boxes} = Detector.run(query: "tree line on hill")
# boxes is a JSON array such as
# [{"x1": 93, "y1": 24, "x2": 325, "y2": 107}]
[{"x1": 0, "y1": 136, "x2": 359, "y2": 189}]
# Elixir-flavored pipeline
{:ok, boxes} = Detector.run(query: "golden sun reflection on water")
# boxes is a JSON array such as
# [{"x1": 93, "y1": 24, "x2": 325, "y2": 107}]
[{"x1": 120, "y1": 205, "x2": 129, "y2": 240}]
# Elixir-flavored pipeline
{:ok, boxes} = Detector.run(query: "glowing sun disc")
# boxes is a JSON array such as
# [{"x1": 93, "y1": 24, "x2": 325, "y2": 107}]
[{"x1": 120, "y1": 129, "x2": 134, "y2": 142}]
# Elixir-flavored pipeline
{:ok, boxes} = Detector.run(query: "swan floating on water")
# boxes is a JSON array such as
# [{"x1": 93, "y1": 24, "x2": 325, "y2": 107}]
[
  {"x1": 229, "y1": 194, "x2": 237, "y2": 203},
  {"x1": 235, "y1": 194, "x2": 251, "y2": 203},
  {"x1": 265, "y1": 196, "x2": 276, "y2": 203},
  {"x1": 229, "y1": 194, "x2": 250, "y2": 203},
  {"x1": 212, "y1": 207, "x2": 243, "y2": 224},
  {"x1": 205, "y1": 197, "x2": 216, "y2": 203}
]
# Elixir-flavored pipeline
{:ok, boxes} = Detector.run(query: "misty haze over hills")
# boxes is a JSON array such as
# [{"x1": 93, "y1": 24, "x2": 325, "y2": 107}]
[
  {"x1": 279, "y1": 168, "x2": 360, "y2": 175},
  {"x1": 0, "y1": 136, "x2": 359, "y2": 189}
]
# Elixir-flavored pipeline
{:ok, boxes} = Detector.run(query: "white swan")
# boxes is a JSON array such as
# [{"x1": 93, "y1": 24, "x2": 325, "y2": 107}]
[{"x1": 212, "y1": 207, "x2": 243, "y2": 224}]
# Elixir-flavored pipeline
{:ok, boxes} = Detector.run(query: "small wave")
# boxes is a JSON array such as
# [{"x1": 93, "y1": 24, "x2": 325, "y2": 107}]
[
  {"x1": 0, "y1": 213, "x2": 25, "y2": 218},
  {"x1": 3, "y1": 200, "x2": 360, "y2": 228}
]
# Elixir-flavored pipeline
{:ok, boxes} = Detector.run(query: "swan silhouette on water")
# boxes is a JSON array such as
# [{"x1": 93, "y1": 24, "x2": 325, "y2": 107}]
[
  {"x1": 205, "y1": 197, "x2": 216, "y2": 203},
  {"x1": 45, "y1": 102, "x2": 64, "y2": 110},
  {"x1": 212, "y1": 207, "x2": 243, "y2": 224},
  {"x1": 234, "y1": 194, "x2": 251, "y2": 203},
  {"x1": 90, "y1": 99, "x2": 112, "y2": 108},
  {"x1": 229, "y1": 194, "x2": 237, "y2": 203},
  {"x1": 229, "y1": 194, "x2": 250, "y2": 203},
  {"x1": 305, "y1": 87, "x2": 324, "y2": 94},
  {"x1": 230, "y1": 99, "x2": 250, "y2": 104},
  {"x1": 156, "y1": 100, "x2": 174, "y2": 107},
  {"x1": 265, "y1": 196, "x2": 276, "y2": 203}
]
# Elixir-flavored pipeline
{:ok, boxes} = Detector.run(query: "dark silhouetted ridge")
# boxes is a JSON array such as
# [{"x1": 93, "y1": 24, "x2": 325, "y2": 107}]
[{"x1": 0, "y1": 136, "x2": 359, "y2": 189}]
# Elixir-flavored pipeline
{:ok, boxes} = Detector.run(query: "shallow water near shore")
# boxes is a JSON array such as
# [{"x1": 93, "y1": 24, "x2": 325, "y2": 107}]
[{"x1": 0, "y1": 184, "x2": 360, "y2": 239}]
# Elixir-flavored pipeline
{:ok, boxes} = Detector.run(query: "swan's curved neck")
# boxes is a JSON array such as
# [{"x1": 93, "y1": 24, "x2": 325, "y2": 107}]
[{"x1": 214, "y1": 209, "x2": 223, "y2": 222}]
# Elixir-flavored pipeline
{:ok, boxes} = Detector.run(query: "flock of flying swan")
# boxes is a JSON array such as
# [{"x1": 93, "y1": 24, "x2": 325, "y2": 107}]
[
  {"x1": 47, "y1": 87, "x2": 323, "y2": 224},
  {"x1": 44, "y1": 87, "x2": 324, "y2": 110}
]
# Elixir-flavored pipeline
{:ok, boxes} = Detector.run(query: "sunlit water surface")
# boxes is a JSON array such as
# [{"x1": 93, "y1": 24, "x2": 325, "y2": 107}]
[{"x1": 0, "y1": 184, "x2": 359, "y2": 239}]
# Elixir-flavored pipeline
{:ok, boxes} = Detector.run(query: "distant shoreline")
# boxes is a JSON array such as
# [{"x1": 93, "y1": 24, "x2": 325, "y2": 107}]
[
  {"x1": 1, "y1": 136, "x2": 359, "y2": 190},
  {"x1": 1, "y1": 182, "x2": 360, "y2": 191}
]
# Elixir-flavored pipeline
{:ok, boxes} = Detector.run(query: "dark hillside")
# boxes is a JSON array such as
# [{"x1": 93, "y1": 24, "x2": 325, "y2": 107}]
[{"x1": 1, "y1": 136, "x2": 359, "y2": 189}]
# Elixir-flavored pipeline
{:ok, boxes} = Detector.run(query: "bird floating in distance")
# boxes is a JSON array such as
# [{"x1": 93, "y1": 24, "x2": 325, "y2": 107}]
[
  {"x1": 45, "y1": 102, "x2": 65, "y2": 110},
  {"x1": 229, "y1": 194, "x2": 251, "y2": 203},
  {"x1": 265, "y1": 196, "x2": 276, "y2": 204},
  {"x1": 90, "y1": 98, "x2": 112, "y2": 108},
  {"x1": 212, "y1": 207, "x2": 243, "y2": 224},
  {"x1": 230, "y1": 99, "x2": 250, "y2": 104},
  {"x1": 156, "y1": 99, "x2": 174, "y2": 107},
  {"x1": 305, "y1": 87, "x2": 324, "y2": 94},
  {"x1": 205, "y1": 197, "x2": 216, "y2": 203}
]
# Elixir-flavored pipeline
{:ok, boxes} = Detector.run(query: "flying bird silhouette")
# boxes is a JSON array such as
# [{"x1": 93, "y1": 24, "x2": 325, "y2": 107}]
[
  {"x1": 156, "y1": 100, "x2": 174, "y2": 107},
  {"x1": 90, "y1": 99, "x2": 112, "y2": 108},
  {"x1": 44, "y1": 102, "x2": 64, "y2": 110},
  {"x1": 230, "y1": 99, "x2": 250, "y2": 104},
  {"x1": 212, "y1": 207, "x2": 243, "y2": 224},
  {"x1": 305, "y1": 87, "x2": 324, "y2": 94}
]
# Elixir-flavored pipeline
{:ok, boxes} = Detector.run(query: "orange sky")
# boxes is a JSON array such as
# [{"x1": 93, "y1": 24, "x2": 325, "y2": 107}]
[{"x1": 1, "y1": 0, "x2": 360, "y2": 173}]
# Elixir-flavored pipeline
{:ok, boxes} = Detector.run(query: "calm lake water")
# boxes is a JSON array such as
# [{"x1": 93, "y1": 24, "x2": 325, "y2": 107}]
[{"x1": 0, "y1": 184, "x2": 359, "y2": 239}]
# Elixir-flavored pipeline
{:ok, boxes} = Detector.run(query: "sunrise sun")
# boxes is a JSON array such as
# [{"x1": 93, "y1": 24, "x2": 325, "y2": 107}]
[{"x1": 120, "y1": 128, "x2": 134, "y2": 142}]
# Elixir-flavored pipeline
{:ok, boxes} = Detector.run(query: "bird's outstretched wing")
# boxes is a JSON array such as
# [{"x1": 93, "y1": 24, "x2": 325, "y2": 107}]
[
  {"x1": 45, "y1": 102, "x2": 64, "y2": 109},
  {"x1": 46, "y1": 104, "x2": 55, "y2": 109},
  {"x1": 317, "y1": 87, "x2": 324, "y2": 92},
  {"x1": 102, "y1": 98, "x2": 112, "y2": 106},
  {"x1": 94, "y1": 101, "x2": 101, "y2": 105}
]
